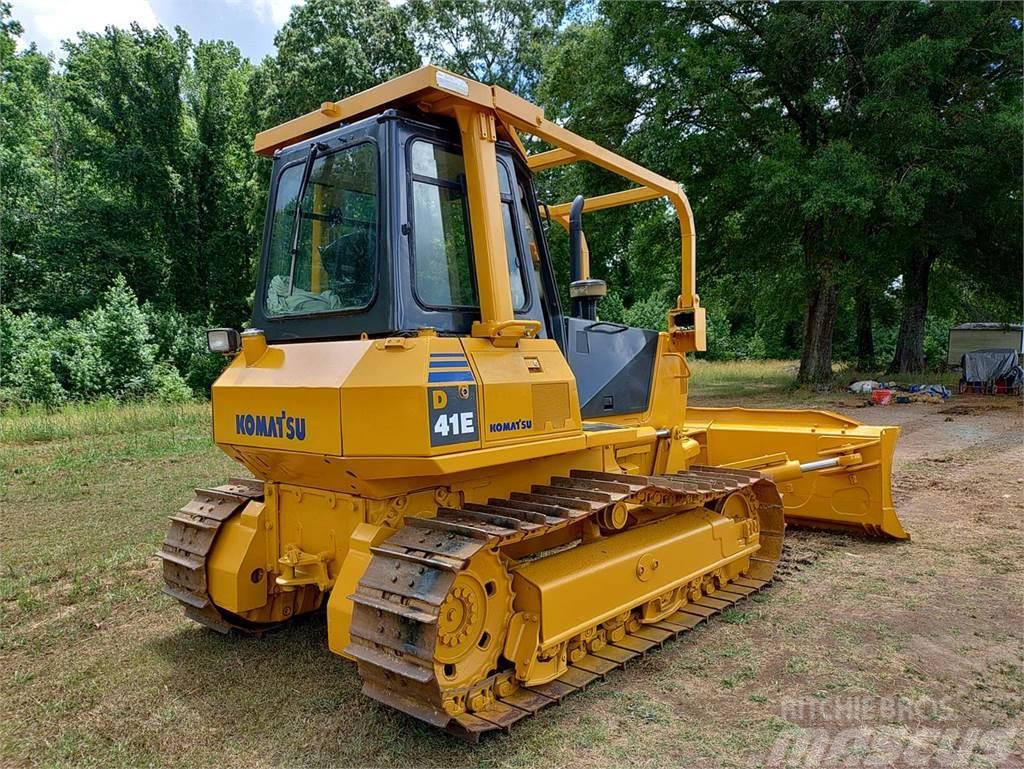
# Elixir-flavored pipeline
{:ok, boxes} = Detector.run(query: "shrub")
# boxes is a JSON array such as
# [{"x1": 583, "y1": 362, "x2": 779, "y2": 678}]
[
  {"x1": 598, "y1": 291, "x2": 626, "y2": 324},
  {"x1": 152, "y1": 361, "x2": 194, "y2": 403},
  {"x1": 87, "y1": 275, "x2": 156, "y2": 397},
  {"x1": 56, "y1": 318, "x2": 107, "y2": 399},
  {"x1": 594, "y1": 290, "x2": 671, "y2": 331},
  {"x1": 1, "y1": 276, "x2": 233, "y2": 409},
  {"x1": 185, "y1": 349, "x2": 228, "y2": 397},
  {"x1": 623, "y1": 293, "x2": 670, "y2": 331},
  {"x1": 0, "y1": 308, "x2": 67, "y2": 409},
  {"x1": 144, "y1": 305, "x2": 202, "y2": 373}
]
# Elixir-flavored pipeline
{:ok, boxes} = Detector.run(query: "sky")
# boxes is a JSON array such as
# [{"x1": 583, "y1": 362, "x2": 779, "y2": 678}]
[{"x1": 11, "y1": 0, "x2": 300, "y2": 62}]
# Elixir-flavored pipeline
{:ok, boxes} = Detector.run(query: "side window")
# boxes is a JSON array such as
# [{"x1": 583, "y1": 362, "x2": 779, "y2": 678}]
[
  {"x1": 408, "y1": 139, "x2": 529, "y2": 311},
  {"x1": 410, "y1": 141, "x2": 476, "y2": 307},
  {"x1": 517, "y1": 181, "x2": 543, "y2": 294},
  {"x1": 498, "y1": 163, "x2": 528, "y2": 311}
]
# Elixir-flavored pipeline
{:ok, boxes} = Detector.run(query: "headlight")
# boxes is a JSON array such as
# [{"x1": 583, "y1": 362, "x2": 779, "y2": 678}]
[{"x1": 207, "y1": 328, "x2": 241, "y2": 354}]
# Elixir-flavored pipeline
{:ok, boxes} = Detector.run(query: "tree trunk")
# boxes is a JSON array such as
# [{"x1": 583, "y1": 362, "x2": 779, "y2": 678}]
[
  {"x1": 889, "y1": 248, "x2": 935, "y2": 374},
  {"x1": 797, "y1": 246, "x2": 840, "y2": 384},
  {"x1": 855, "y1": 285, "x2": 874, "y2": 371}
]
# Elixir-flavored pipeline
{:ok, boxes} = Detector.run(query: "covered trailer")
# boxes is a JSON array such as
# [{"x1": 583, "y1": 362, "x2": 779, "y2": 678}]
[{"x1": 947, "y1": 323, "x2": 1024, "y2": 366}]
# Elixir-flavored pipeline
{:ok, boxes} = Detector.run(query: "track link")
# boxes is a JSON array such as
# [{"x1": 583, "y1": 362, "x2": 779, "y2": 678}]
[
  {"x1": 348, "y1": 466, "x2": 784, "y2": 740},
  {"x1": 158, "y1": 478, "x2": 264, "y2": 633}
]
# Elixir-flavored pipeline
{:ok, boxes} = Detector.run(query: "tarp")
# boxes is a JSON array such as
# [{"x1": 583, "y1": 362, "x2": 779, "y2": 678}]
[{"x1": 961, "y1": 349, "x2": 1020, "y2": 384}]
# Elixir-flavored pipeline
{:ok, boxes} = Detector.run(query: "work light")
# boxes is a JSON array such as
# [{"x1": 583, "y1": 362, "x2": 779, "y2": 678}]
[{"x1": 206, "y1": 328, "x2": 241, "y2": 355}]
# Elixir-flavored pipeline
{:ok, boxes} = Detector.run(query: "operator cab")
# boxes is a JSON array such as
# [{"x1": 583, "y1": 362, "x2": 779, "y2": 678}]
[
  {"x1": 252, "y1": 108, "x2": 658, "y2": 419},
  {"x1": 254, "y1": 110, "x2": 563, "y2": 348}
]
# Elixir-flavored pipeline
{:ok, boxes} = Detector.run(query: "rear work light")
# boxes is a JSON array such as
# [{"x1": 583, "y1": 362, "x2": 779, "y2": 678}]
[{"x1": 207, "y1": 328, "x2": 241, "y2": 355}]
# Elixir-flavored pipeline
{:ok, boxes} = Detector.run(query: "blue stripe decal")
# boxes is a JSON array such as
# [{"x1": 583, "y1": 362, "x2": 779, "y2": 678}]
[
  {"x1": 430, "y1": 352, "x2": 467, "y2": 358},
  {"x1": 428, "y1": 360, "x2": 469, "y2": 369},
  {"x1": 428, "y1": 371, "x2": 476, "y2": 383}
]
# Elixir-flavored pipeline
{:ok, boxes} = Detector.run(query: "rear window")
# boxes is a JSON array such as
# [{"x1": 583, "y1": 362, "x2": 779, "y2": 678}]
[{"x1": 264, "y1": 142, "x2": 378, "y2": 316}]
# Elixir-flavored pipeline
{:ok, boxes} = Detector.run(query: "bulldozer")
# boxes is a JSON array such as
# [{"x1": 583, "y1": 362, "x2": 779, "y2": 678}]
[{"x1": 159, "y1": 66, "x2": 908, "y2": 740}]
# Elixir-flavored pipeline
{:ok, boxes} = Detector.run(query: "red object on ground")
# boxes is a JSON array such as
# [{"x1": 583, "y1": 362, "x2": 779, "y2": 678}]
[{"x1": 871, "y1": 389, "x2": 894, "y2": 405}]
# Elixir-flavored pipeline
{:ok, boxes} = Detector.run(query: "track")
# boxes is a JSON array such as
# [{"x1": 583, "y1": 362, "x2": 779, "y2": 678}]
[
  {"x1": 348, "y1": 467, "x2": 785, "y2": 740},
  {"x1": 157, "y1": 478, "x2": 264, "y2": 634}
]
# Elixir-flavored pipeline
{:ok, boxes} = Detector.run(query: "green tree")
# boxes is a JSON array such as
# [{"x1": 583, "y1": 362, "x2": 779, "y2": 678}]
[
  {"x1": 57, "y1": 24, "x2": 196, "y2": 310},
  {"x1": 869, "y1": 3, "x2": 1023, "y2": 371},
  {"x1": 261, "y1": 0, "x2": 420, "y2": 129},
  {"x1": 407, "y1": 0, "x2": 565, "y2": 95},
  {"x1": 187, "y1": 40, "x2": 256, "y2": 327},
  {"x1": 0, "y1": 3, "x2": 57, "y2": 313},
  {"x1": 565, "y1": 1, "x2": 1021, "y2": 381}
]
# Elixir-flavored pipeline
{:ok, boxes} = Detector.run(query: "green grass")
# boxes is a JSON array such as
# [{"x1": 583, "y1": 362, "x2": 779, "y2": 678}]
[
  {"x1": 688, "y1": 359, "x2": 799, "y2": 398},
  {"x1": 688, "y1": 359, "x2": 960, "y2": 400},
  {"x1": 1, "y1": 398, "x2": 210, "y2": 444}
]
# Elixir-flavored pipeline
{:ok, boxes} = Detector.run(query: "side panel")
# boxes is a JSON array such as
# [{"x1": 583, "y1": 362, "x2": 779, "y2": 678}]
[
  {"x1": 213, "y1": 340, "x2": 370, "y2": 456},
  {"x1": 341, "y1": 336, "x2": 482, "y2": 456},
  {"x1": 463, "y1": 338, "x2": 582, "y2": 446},
  {"x1": 565, "y1": 318, "x2": 659, "y2": 418}
]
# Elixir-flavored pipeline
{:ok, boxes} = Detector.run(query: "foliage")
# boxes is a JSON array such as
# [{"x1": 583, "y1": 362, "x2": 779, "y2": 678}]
[
  {"x1": 557, "y1": 1, "x2": 1021, "y2": 380},
  {"x1": 408, "y1": 0, "x2": 565, "y2": 96},
  {"x1": 0, "y1": 0, "x2": 1020, "y2": 407},
  {"x1": 152, "y1": 361, "x2": 195, "y2": 403},
  {"x1": 260, "y1": 0, "x2": 420, "y2": 127},
  {"x1": 0, "y1": 309, "x2": 66, "y2": 409},
  {"x1": 0, "y1": 277, "x2": 220, "y2": 410}
]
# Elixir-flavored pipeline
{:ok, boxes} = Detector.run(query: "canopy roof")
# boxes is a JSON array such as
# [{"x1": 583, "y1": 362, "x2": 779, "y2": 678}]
[{"x1": 254, "y1": 65, "x2": 698, "y2": 310}]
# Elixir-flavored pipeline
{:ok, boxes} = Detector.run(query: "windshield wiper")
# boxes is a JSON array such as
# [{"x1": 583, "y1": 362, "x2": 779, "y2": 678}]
[{"x1": 286, "y1": 141, "x2": 329, "y2": 296}]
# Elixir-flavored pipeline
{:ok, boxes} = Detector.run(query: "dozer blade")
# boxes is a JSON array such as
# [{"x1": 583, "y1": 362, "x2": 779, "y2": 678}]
[{"x1": 685, "y1": 406, "x2": 909, "y2": 540}]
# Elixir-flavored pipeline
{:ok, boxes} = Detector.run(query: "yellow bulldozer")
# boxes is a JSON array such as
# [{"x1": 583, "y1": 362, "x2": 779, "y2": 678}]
[{"x1": 159, "y1": 66, "x2": 908, "y2": 740}]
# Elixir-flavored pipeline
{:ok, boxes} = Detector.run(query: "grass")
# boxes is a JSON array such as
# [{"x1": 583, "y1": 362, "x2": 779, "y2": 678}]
[
  {"x1": 687, "y1": 358, "x2": 960, "y2": 400},
  {"x1": 0, "y1": 398, "x2": 210, "y2": 444},
  {"x1": 688, "y1": 359, "x2": 799, "y2": 399},
  {"x1": 1, "y1": 369, "x2": 1020, "y2": 768}
]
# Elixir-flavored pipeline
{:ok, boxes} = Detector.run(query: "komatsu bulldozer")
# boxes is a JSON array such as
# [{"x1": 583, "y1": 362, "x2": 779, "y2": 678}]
[{"x1": 159, "y1": 66, "x2": 908, "y2": 740}]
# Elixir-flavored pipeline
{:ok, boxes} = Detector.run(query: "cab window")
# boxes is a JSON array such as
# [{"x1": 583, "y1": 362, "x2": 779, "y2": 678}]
[
  {"x1": 409, "y1": 142, "x2": 476, "y2": 307},
  {"x1": 409, "y1": 139, "x2": 528, "y2": 311},
  {"x1": 264, "y1": 143, "x2": 378, "y2": 316}
]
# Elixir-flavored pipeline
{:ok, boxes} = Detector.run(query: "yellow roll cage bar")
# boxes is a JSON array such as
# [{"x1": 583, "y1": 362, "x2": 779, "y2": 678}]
[{"x1": 254, "y1": 66, "x2": 702, "y2": 345}]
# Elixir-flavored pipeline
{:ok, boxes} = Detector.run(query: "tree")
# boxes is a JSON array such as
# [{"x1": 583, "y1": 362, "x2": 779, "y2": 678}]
[
  {"x1": 0, "y1": 3, "x2": 56, "y2": 313},
  {"x1": 187, "y1": 40, "x2": 256, "y2": 327},
  {"x1": 58, "y1": 24, "x2": 195, "y2": 310},
  {"x1": 565, "y1": 1, "x2": 1021, "y2": 381},
  {"x1": 407, "y1": 0, "x2": 565, "y2": 96},
  {"x1": 261, "y1": 0, "x2": 420, "y2": 128},
  {"x1": 873, "y1": 3, "x2": 1023, "y2": 372}
]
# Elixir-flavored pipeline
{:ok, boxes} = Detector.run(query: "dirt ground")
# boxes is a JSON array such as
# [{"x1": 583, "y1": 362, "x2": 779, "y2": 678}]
[{"x1": 1, "y1": 392, "x2": 1022, "y2": 768}]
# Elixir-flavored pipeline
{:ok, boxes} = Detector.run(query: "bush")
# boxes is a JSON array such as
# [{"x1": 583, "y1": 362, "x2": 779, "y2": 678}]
[
  {"x1": 87, "y1": 275, "x2": 157, "y2": 397},
  {"x1": 143, "y1": 305, "x2": 227, "y2": 397},
  {"x1": 185, "y1": 349, "x2": 228, "y2": 396},
  {"x1": 144, "y1": 304, "x2": 202, "y2": 374},
  {"x1": 152, "y1": 361, "x2": 194, "y2": 403},
  {"x1": 1, "y1": 276, "x2": 224, "y2": 409},
  {"x1": 0, "y1": 308, "x2": 67, "y2": 409},
  {"x1": 56, "y1": 318, "x2": 107, "y2": 399},
  {"x1": 594, "y1": 290, "x2": 671, "y2": 331},
  {"x1": 622, "y1": 293, "x2": 670, "y2": 331}
]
